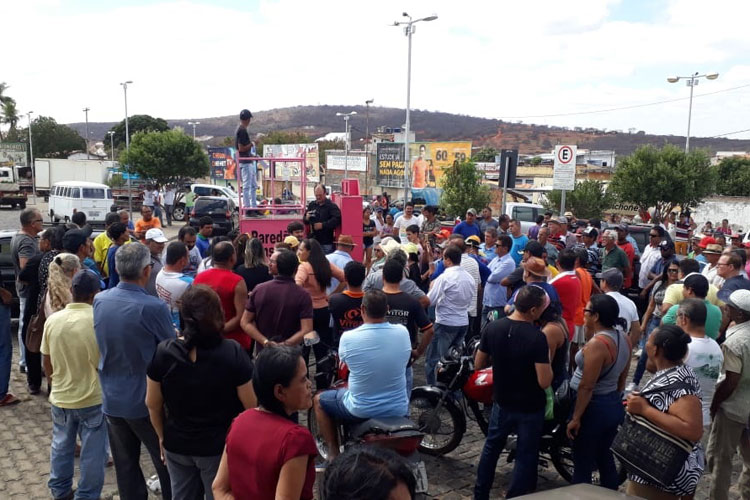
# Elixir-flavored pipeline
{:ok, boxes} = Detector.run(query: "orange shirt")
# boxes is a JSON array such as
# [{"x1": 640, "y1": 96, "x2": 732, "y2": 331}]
[
  {"x1": 295, "y1": 261, "x2": 345, "y2": 309},
  {"x1": 134, "y1": 217, "x2": 162, "y2": 242},
  {"x1": 412, "y1": 158, "x2": 428, "y2": 188},
  {"x1": 574, "y1": 267, "x2": 593, "y2": 327}
]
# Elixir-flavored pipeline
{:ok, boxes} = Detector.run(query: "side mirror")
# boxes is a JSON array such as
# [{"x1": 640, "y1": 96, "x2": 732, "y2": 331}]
[{"x1": 303, "y1": 331, "x2": 320, "y2": 347}]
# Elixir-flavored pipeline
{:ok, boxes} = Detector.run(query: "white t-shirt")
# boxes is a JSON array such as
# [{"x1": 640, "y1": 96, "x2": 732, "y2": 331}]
[
  {"x1": 143, "y1": 190, "x2": 154, "y2": 206},
  {"x1": 393, "y1": 214, "x2": 424, "y2": 243},
  {"x1": 460, "y1": 255, "x2": 480, "y2": 317},
  {"x1": 163, "y1": 189, "x2": 176, "y2": 205},
  {"x1": 685, "y1": 336, "x2": 723, "y2": 426},
  {"x1": 155, "y1": 269, "x2": 194, "y2": 330},
  {"x1": 606, "y1": 291, "x2": 639, "y2": 335}
]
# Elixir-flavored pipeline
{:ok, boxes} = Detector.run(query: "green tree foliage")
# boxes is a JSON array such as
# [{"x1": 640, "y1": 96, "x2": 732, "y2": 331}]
[
  {"x1": 105, "y1": 114, "x2": 169, "y2": 152},
  {"x1": 0, "y1": 83, "x2": 19, "y2": 142},
  {"x1": 543, "y1": 180, "x2": 615, "y2": 219},
  {"x1": 439, "y1": 160, "x2": 491, "y2": 218},
  {"x1": 609, "y1": 144, "x2": 715, "y2": 218},
  {"x1": 716, "y1": 156, "x2": 750, "y2": 196},
  {"x1": 530, "y1": 156, "x2": 542, "y2": 166},
  {"x1": 119, "y1": 129, "x2": 209, "y2": 185},
  {"x1": 471, "y1": 147, "x2": 499, "y2": 162},
  {"x1": 317, "y1": 139, "x2": 346, "y2": 167},
  {"x1": 17, "y1": 116, "x2": 85, "y2": 160}
]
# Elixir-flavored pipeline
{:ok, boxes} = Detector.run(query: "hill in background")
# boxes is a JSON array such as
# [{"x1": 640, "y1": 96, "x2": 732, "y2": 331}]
[{"x1": 70, "y1": 104, "x2": 750, "y2": 156}]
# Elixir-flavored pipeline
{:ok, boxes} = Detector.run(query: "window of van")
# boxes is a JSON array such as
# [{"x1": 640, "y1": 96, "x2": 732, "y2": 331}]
[
  {"x1": 512, "y1": 206, "x2": 537, "y2": 222},
  {"x1": 82, "y1": 188, "x2": 105, "y2": 199},
  {"x1": 70, "y1": 188, "x2": 80, "y2": 198},
  {"x1": 62, "y1": 187, "x2": 69, "y2": 197}
]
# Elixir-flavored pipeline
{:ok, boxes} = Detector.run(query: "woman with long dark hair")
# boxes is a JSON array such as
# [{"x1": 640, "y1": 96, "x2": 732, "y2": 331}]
[
  {"x1": 566, "y1": 294, "x2": 632, "y2": 489},
  {"x1": 212, "y1": 346, "x2": 317, "y2": 500},
  {"x1": 235, "y1": 237, "x2": 271, "y2": 293},
  {"x1": 146, "y1": 285, "x2": 256, "y2": 500},
  {"x1": 296, "y1": 238, "x2": 344, "y2": 361}
]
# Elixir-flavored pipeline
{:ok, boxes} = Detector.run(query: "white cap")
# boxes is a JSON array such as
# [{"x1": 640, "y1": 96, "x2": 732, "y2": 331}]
[
  {"x1": 145, "y1": 228, "x2": 168, "y2": 243},
  {"x1": 727, "y1": 289, "x2": 750, "y2": 313}
]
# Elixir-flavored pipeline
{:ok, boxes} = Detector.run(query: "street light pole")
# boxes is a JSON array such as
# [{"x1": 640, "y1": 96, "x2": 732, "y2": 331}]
[
  {"x1": 393, "y1": 13, "x2": 437, "y2": 203},
  {"x1": 365, "y1": 99, "x2": 373, "y2": 194},
  {"x1": 336, "y1": 111, "x2": 357, "y2": 179},
  {"x1": 667, "y1": 72, "x2": 719, "y2": 153},
  {"x1": 108, "y1": 131, "x2": 115, "y2": 162},
  {"x1": 83, "y1": 107, "x2": 90, "y2": 159},
  {"x1": 27, "y1": 111, "x2": 36, "y2": 201},
  {"x1": 188, "y1": 121, "x2": 200, "y2": 140},
  {"x1": 121, "y1": 81, "x2": 133, "y2": 215}
]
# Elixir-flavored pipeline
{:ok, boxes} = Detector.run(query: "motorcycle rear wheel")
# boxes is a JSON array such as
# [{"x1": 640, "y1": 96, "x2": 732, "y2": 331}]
[
  {"x1": 409, "y1": 393, "x2": 464, "y2": 456},
  {"x1": 307, "y1": 408, "x2": 333, "y2": 461},
  {"x1": 550, "y1": 441, "x2": 627, "y2": 486}
]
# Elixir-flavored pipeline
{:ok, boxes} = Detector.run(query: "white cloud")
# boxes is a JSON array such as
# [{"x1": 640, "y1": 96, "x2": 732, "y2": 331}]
[{"x1": 3, "y1": 0, "x2": 750, "y2": 139}]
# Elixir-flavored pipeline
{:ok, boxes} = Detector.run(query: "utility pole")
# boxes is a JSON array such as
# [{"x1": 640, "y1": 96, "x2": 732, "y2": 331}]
[
  {"x1": 83, "y1": 107, "x2": 90, "y2": 159},
  {"x1": 28, "y1": 111, "x2": 36, "y2": 201},
  {"x1": 365, "y1": 99, "x2": 373, "y2": 193}
]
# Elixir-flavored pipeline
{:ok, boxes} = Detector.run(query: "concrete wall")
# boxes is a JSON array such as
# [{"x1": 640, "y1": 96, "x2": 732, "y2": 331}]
[{"x1": 693, "y1": 196, "x2": 750, "y2": 233}]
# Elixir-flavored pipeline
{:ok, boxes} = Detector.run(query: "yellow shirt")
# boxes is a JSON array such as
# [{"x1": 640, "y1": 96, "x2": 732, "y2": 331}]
[
  {"x1": 547, "y1": 265, "x2": 559, "y2": 278},
  {"x1": 40, "y1": 303, "x2": 102, "y2": 409},
  {"x1": 663, "y1": 282, "x2": 723, "y2": 308},
  {"x1": 93, "y1": 232, "x2": 113, "y2": 276}
]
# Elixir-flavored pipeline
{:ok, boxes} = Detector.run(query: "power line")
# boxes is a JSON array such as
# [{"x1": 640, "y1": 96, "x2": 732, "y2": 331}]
[
  {"x1": 499, "y1": 83, "x2": 750, "y2": 120},
  {"x1": 710, "y1": 128, "x2": 750, "y2": 138}
]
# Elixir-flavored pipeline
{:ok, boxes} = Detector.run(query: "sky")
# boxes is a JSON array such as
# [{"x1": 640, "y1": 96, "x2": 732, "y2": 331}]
[{"x1": 4, "y1": 0, "x2": 750, "y2": 140}]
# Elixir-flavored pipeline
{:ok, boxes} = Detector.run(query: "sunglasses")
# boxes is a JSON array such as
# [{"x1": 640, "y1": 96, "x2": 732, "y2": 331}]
[{"x1": 649, "y1": 233, "x2": 660, "y2": 237}]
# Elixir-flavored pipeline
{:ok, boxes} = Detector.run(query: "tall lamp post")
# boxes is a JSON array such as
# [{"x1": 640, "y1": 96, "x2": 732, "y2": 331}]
[
  {"x1": 365, "y1": 99, "x2": 374, "y2": 193},
  {"x1": 667, "y1": 72, "x2": 719, "y2": 152},
  {"x1": 27, "y1": 111, "x2": 36, "y2": 201},
  {"x1": 83, "y1": 107, "x2": 90, "y2": 159},
  {"x1": 336, "y1": 111, "x2": 357, "y2": 178},
  {"x1": 107, "y1": 131, "x2": 115, "y2": 162},
  {"x1": 187, "y1": 121, "x2": 200, "y2": 140},
  {"x1": 393, "y1": 12, "x2": 437, "y2": 203},
  {"x1": 120, "y1": 81, "x2": 133, "y2": 215}
]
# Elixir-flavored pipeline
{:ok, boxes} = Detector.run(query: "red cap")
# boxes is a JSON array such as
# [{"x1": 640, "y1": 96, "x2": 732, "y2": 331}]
[
  {"x1": 698, "y1": 236, "x2": 716, "y2": 249},
  {"x1": 437, "y1": 229, "x2": 451, "y2": 241}
]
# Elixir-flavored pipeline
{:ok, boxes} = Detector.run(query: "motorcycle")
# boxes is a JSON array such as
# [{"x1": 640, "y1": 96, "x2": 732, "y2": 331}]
[
  {"x1": 409, "y1": 338, "x2": 625, "y2": 485},
  {"x1": 303, "y1": 332, "x2": 429, "y2": 494}
]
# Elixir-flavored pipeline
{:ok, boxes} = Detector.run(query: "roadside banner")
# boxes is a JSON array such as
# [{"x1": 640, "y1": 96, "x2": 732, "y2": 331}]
[
  {"x1": 376, "y1": 141, "x2": 472, "y2": 192},
  {"x1": 262, "y1": 143, "x2": 320, "y2": 182},
  {"x1": 208, "y1": 147, "x2": 237, "y2": 180},
  {"x1": 0, "y1": 142, "x2": 28, "y2": 168}
]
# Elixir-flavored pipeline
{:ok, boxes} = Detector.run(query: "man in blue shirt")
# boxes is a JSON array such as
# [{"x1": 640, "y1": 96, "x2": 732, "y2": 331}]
[
  {"x1": 195, "y1": 216, "x2": 213, "y2": 258},
  {"x1": 483, "y1": 234, "x2": 516, "y2": 329},
  {"x1": 452, "y1": 208, "x2": 482, "y2": 240},
  {"x1": 93, "y1": 242, "x2": 175, "y2": 499},
  {"x1": 509, "y1": 219, "x2": 529, "y2": 266},
  {"x1": 314, "y1": 290, "x2": 411, "y2": 459}
]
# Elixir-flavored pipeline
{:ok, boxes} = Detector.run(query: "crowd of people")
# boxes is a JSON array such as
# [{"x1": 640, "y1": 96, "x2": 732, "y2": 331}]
[{"x1": 2, "y1": 197, "x2": 749, "y2": 500}]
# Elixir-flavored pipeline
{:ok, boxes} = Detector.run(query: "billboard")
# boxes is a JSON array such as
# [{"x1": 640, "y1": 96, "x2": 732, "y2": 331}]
[
  {"x1": 208, "y1": 147, "x2": 237, "y2": 180},
  {"x1": 0, "y1": 142, "x2": 28, "y2": 168},
  {"x1": 375, "y1": 141, "x2": 472, "y2": 189},
  {"x1": 325, "y1": 151, "x2": 367, "y2": 172},
  {"x1": 262, "y1": 143, "x2": 319, "y2": 182}
]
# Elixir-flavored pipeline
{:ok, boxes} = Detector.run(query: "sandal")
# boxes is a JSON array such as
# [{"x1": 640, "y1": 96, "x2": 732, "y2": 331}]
[{"x1": 0, "y1": 394, "x2": 20, "y2": 406}]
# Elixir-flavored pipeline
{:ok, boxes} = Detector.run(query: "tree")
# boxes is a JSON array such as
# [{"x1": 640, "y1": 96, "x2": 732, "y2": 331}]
[
  {"x1": 609, "y1": 144, "x2": 715, "y2": 218},
  {"x1": 543, "y1": 180, "x2": 615, "y2": 219},
  {"x1": 471, "y1": 147, "x2": 499, "y2": 162},
  {"x1": 104, "y1": 114, "x2": 169, "y2": 152},
  {"x1": 439, "y1": 160, "x2": 491, "y2": 218},
  {"x1": 530, "y1": 156, "x2": 542, "y2": 166},
  {"x1": 1, "y1": 99, "x2": 20, "y2": 141},
  {"x1": 716, "y1": 156, "x2": 750, "y2": 196},
  {"x1": 17, "y1": 116, "x2": 85, "y2": 160},
  {"x1": 119, "y1": 129, "x2": 209, "y2": 185}
]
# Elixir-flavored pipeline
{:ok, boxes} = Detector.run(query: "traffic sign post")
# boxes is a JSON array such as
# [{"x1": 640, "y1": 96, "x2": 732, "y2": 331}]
[{"x1": 553, "y1": 145, "x2": 577, "y2": 215}]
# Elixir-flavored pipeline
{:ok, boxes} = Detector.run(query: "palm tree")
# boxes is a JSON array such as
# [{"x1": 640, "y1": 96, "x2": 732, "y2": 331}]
[
  {"x1": 0, "y1": 82, "x2": 14, "y2": 141},
  {"x1": 1, "y1": 99, "x2": 20, "y2": 141}
]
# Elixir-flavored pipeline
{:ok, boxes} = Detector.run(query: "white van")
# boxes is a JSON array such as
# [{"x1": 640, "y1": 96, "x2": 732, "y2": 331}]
[{"x1": 49, "y1": 181, "x2": 113, "y2": 223}]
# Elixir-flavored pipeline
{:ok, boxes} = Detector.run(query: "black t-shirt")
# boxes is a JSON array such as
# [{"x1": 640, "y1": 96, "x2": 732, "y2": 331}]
[
  {"x1": 235, "y1": 126, "x2": 251, "y2": 158},
  {"x1": 329, "y1": 291, "x2": 364, "y2": 339},
  {"x1": 235, "y1": 264, "x2": 272, "y2": 293},
  {"x1": 385, "y1": 291, "x2": 432, "y2": 346},
  {"x1": 146, "y1": 338, "x2": 254, "y2": 456},
  {"x1": 479, "y1": 317, "x2": 549, "y2": 412},
  {"x1": 363, "y1": 219, "x2": 376, "y2": 246}
]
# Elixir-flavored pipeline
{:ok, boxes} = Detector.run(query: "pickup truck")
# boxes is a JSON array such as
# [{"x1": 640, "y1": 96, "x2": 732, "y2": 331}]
[{"x1": 0, "y1": 167, "x2": 28, "y2": 209}]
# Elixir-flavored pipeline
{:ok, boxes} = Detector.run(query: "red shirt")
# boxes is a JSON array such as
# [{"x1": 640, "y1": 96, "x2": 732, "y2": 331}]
[
  {"x1": 616, "y1": 240, "x2": 635, "y2": 289},
  {"x1": 194, "y1": 268, "x2": 249, "y2": 349},
  {"x1": 226, "y1": 409, "x2": 317, "y2": 500},
  {"x1": 549, "y1": 271, "x2": 581, "y2": 340}
]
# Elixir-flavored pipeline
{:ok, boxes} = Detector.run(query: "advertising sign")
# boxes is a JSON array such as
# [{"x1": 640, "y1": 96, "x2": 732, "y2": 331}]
[
  {"x1": 376, "y1": 141, "x2": 472, "y2": 189},
  {"x1": 262, "y1": 143, "x2": 319, "y2": 182},
  {"x1": 325, "y1": 151, "x2": 367, "y2": 172},
  {"x1": 208, "y1": 147, "x2": 237, "y2": 180},
  {"x1": 553, "y1": 145, "x2": 577, "y2": 191},
  {"x1": 375, "y1": 143, "x2": 406, "y2": 188},
  {"x1": 0, "y1": 142, "x2": 28, "y2": 168}
]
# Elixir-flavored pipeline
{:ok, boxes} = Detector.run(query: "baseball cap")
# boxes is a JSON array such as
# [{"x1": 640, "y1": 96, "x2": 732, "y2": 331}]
[
  {"x1": 145, "y1": 228, "x2": 168, "y2": 243},
  {"x1": 283, "y1": 235, "x2": 299, "y2": 248},
  {"x1": 466, "y1": 235, "x2": 481, "y2": 245},
  {"x1": 62, "y1": 227, "x2": 93, "y2": 253},
  {"x1": 556, "y1": 216, "x2": 568, "y2": 225},
  {"x1": 402, "y1": 242, "x2": 419, "y2": 255},
  {"x1": 239, "y1": 109, "x2": 253, "y2": 120},
  {"x1": 595, "y1": 268, "x2": 624, "y2": 290},
  {"x1": 72, "y1": 269, "x2": 101, "y2": 296},
  {"x1": 726, "y1": 289, "x2": 750, "y2": 313},
  {"x1": 523, "y1": 257, "x2": 549, "y2": 277},
  {"x1": 437, "y1": 229, "x2": 452, "y2": 241},
  {"x1": 523, "y1": 240, "x2": 544, "y2": 257},
  {"x1": 698, "y1": 236, "x2": 716, "y2": 248},
  {"x1": 582, "y1": 227, "x2": 598, "y2": 239},
  {"x1": 466, "y1": 208, "x2": 477, "y2": 216}
]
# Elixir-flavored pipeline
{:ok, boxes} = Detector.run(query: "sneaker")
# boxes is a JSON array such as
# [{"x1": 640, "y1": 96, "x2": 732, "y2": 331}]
[
  {"x1": 0, "y1": 394, "x2": 20, "y2": 406},
  {"x1": 633, "y1": 348, "x2": 642, "y2": 358},
  {"x1": 625, "y1": 382, "x2": 639, "y2": 394},
  {"x1": 314, "y1": 457, "x2": 328, "y2": 474},
  {"x1": 146, "y1": 475, "x2": 161, "y2": 494}
]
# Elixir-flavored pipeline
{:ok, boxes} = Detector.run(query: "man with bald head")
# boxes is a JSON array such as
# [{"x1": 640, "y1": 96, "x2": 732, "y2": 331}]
[{"x1": 304, "y1": 184, "x2": 341, "y2": 254}]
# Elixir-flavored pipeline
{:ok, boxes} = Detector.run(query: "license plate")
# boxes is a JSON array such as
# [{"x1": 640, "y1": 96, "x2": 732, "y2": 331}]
[
  {"x1": 88, "y1": 211, "x2": 100, "y2": 217},
  {"x1": 411, "y1": 460, "x2": 429, "y2": 494}
]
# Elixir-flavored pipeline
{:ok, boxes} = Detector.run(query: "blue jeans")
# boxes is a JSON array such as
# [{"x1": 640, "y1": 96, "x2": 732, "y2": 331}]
[
  {"x1": 0, "y1": 305, "x2": 10, "y2": 398},
  {"x1": 570, "y1": 390, "x2": 624, "y2": 489},
  {"x1": 240, "y1": 161, "x2": 257, "y2": 208},
  {"x1": 474, "y1": 403, "x2": 545, "y2": 499},
  {"x1": 425, "y1": 323, "x2": 467, "y2": 385},
  {"x1": 633, "y1": 316, "x2": 660, "y2": 386},
  {"x1": 49, "y1": 404, "x2": 108, "y2": 500},
  {"x1": 406, "y1": 365, "x2": 413, "y2": 396},
  {"x1": 18, "y1": 296, "x2": 26, "y2": 367}
]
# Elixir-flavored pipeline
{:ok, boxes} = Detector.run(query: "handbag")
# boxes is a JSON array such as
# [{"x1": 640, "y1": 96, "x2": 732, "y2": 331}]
[
  {"x1": 26, "y1": 290, "x2": 48, "y2": 354},
  {"x1": 611, "y1": 371, "x2": 694, "y2": 487}
]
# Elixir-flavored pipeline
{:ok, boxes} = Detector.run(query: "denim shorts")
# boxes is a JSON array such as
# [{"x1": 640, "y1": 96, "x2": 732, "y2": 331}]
[{"x1": 319, "y1": 388, "x2": 365, "y2": 423}]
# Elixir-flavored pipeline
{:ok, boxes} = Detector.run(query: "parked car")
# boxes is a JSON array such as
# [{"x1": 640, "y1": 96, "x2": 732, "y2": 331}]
[
  {"x1": 189, "y1": 196, "x2": 239, "y2": 236},
  {"x1": 170, "y1": 183, "x2": 239, "y2": 222}
]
